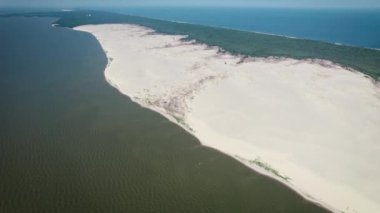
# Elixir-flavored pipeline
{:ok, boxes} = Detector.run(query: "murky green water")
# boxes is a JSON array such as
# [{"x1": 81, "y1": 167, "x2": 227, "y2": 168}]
[{"x1": 0, "y1": 17, "x2": 328, "y2": 213}]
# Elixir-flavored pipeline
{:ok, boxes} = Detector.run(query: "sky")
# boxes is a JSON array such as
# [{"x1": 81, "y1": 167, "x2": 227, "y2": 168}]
[{"x1": 0, "y1": 0, "x2": 379, "y2": 8}]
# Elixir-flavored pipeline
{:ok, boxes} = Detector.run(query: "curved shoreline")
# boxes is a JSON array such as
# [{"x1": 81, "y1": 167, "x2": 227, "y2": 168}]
[
  {"x1": 101, "y1": 54, "x2": 335, "y2": 213},
  {"x1": 74, "y1": 24, "x2": 380, "y2": 213}
]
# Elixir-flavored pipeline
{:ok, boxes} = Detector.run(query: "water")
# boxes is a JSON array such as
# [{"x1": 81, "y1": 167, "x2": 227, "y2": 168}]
[
  {"x1": 0, "y1": 17, "x2": 328, "y2": 212},
  {"x1": 113, "y1": 7, "x2": 380, "y2": 49}
]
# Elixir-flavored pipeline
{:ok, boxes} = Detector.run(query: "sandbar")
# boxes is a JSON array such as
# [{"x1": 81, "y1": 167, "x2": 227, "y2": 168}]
[{"x1": 74, "y1": 24, "x2": 380, "y2": 213}]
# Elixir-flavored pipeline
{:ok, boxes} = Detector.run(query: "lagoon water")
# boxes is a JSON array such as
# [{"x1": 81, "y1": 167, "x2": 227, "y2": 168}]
[
  {"x1": 0, "y1": 17, "x2": 329, "y2": 212},
  {"x1": 116, "y1": 7, "x2": 380, "y2": 49}
]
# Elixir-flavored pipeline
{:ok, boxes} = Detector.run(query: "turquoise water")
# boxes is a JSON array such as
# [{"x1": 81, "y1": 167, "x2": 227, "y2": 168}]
[
  {"x1": 115, "y1": 7, "x2": 380, "y2": 49},
  {"x1": 0, "y1": 17, "x2": 329, "y2": 213}
]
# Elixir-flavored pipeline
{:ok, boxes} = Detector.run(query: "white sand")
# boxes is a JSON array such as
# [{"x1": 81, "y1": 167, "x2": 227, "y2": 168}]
[{"x1": 74, "y1": 24, "x2": 380, "y2": 213}]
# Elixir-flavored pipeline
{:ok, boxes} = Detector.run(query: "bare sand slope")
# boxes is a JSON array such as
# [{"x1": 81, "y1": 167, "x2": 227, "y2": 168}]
[{"x1": 74, "y1": 24, "x2": 380, "y2": 213}]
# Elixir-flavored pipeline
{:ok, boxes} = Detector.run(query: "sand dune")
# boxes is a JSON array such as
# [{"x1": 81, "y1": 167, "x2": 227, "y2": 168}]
[{"x1": 74, "y1": 24, "x2": 380, "y2": 213}]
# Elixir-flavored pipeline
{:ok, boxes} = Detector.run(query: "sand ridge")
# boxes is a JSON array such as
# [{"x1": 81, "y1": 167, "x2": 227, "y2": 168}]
[{"x1": 74, "y1": 24, "x2": 380, "y2": 213}]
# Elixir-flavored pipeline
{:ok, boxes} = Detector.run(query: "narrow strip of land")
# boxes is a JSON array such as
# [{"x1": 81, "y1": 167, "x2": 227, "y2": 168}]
[{"x1": 75, "y1": 24, "x2": 380, "y2": 213}]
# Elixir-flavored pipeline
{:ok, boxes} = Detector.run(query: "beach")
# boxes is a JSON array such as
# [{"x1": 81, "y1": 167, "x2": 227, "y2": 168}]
[{"x1": 74, "y1": 24, "x2": 380, "y2": 213}]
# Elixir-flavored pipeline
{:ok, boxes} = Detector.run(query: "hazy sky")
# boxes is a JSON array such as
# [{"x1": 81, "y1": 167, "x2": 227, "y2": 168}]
[{"x1": 1, "y1": 0, "x2": 379, "y2": 8}]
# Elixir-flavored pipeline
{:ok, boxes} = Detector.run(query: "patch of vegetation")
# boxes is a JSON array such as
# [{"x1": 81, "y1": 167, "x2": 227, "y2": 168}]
[
  {"x1": 249, "y1": 158, "x2": 291, "y2": 181},
  {"x1": 143, "y1": 97, "x2": 152, "y2": 105},
  {"x1": 173, "y1": 115, "x2": 187, "y2": 126},
  {"x1": 173, "y1": 115, "x2": 193, "y2": 131}
]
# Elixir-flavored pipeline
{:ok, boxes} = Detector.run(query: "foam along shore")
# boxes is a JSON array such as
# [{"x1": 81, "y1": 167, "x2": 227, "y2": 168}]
[{"x1": 74, "y1": 24, "x2": 380, "y2": 213}]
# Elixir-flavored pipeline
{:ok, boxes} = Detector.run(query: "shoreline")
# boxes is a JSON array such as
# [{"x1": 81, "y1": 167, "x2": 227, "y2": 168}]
[
  {"x1": 114, "y1": 11, "x2": 380, "y2": 52},
  {"x1": 74, "y1": 24, "x2": 380, "y2": 213}
]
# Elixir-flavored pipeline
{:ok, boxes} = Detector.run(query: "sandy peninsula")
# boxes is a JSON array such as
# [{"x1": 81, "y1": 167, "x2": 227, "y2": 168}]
[{"x1": 74, "y1": 24, "x2": 380, "y2": 213}]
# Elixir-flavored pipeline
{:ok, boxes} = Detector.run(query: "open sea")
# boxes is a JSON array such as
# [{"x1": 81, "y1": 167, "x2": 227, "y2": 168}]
[
  {"x1": 0, "y1": 17, "x2": 329, "y2": 212},
  {"x1": 114, "y1": 7, "x2": 380, "y2": 49}
]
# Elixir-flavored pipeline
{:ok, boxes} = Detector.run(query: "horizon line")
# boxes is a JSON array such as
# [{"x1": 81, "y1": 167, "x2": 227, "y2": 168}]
[{"x1": 1, "y1": 5, "x2": 380, "y2": 10}]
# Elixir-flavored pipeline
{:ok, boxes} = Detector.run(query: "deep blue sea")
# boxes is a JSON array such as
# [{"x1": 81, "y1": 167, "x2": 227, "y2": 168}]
[{"x1": 113, "y1": 7, "x2": 380, "y2": 49}]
